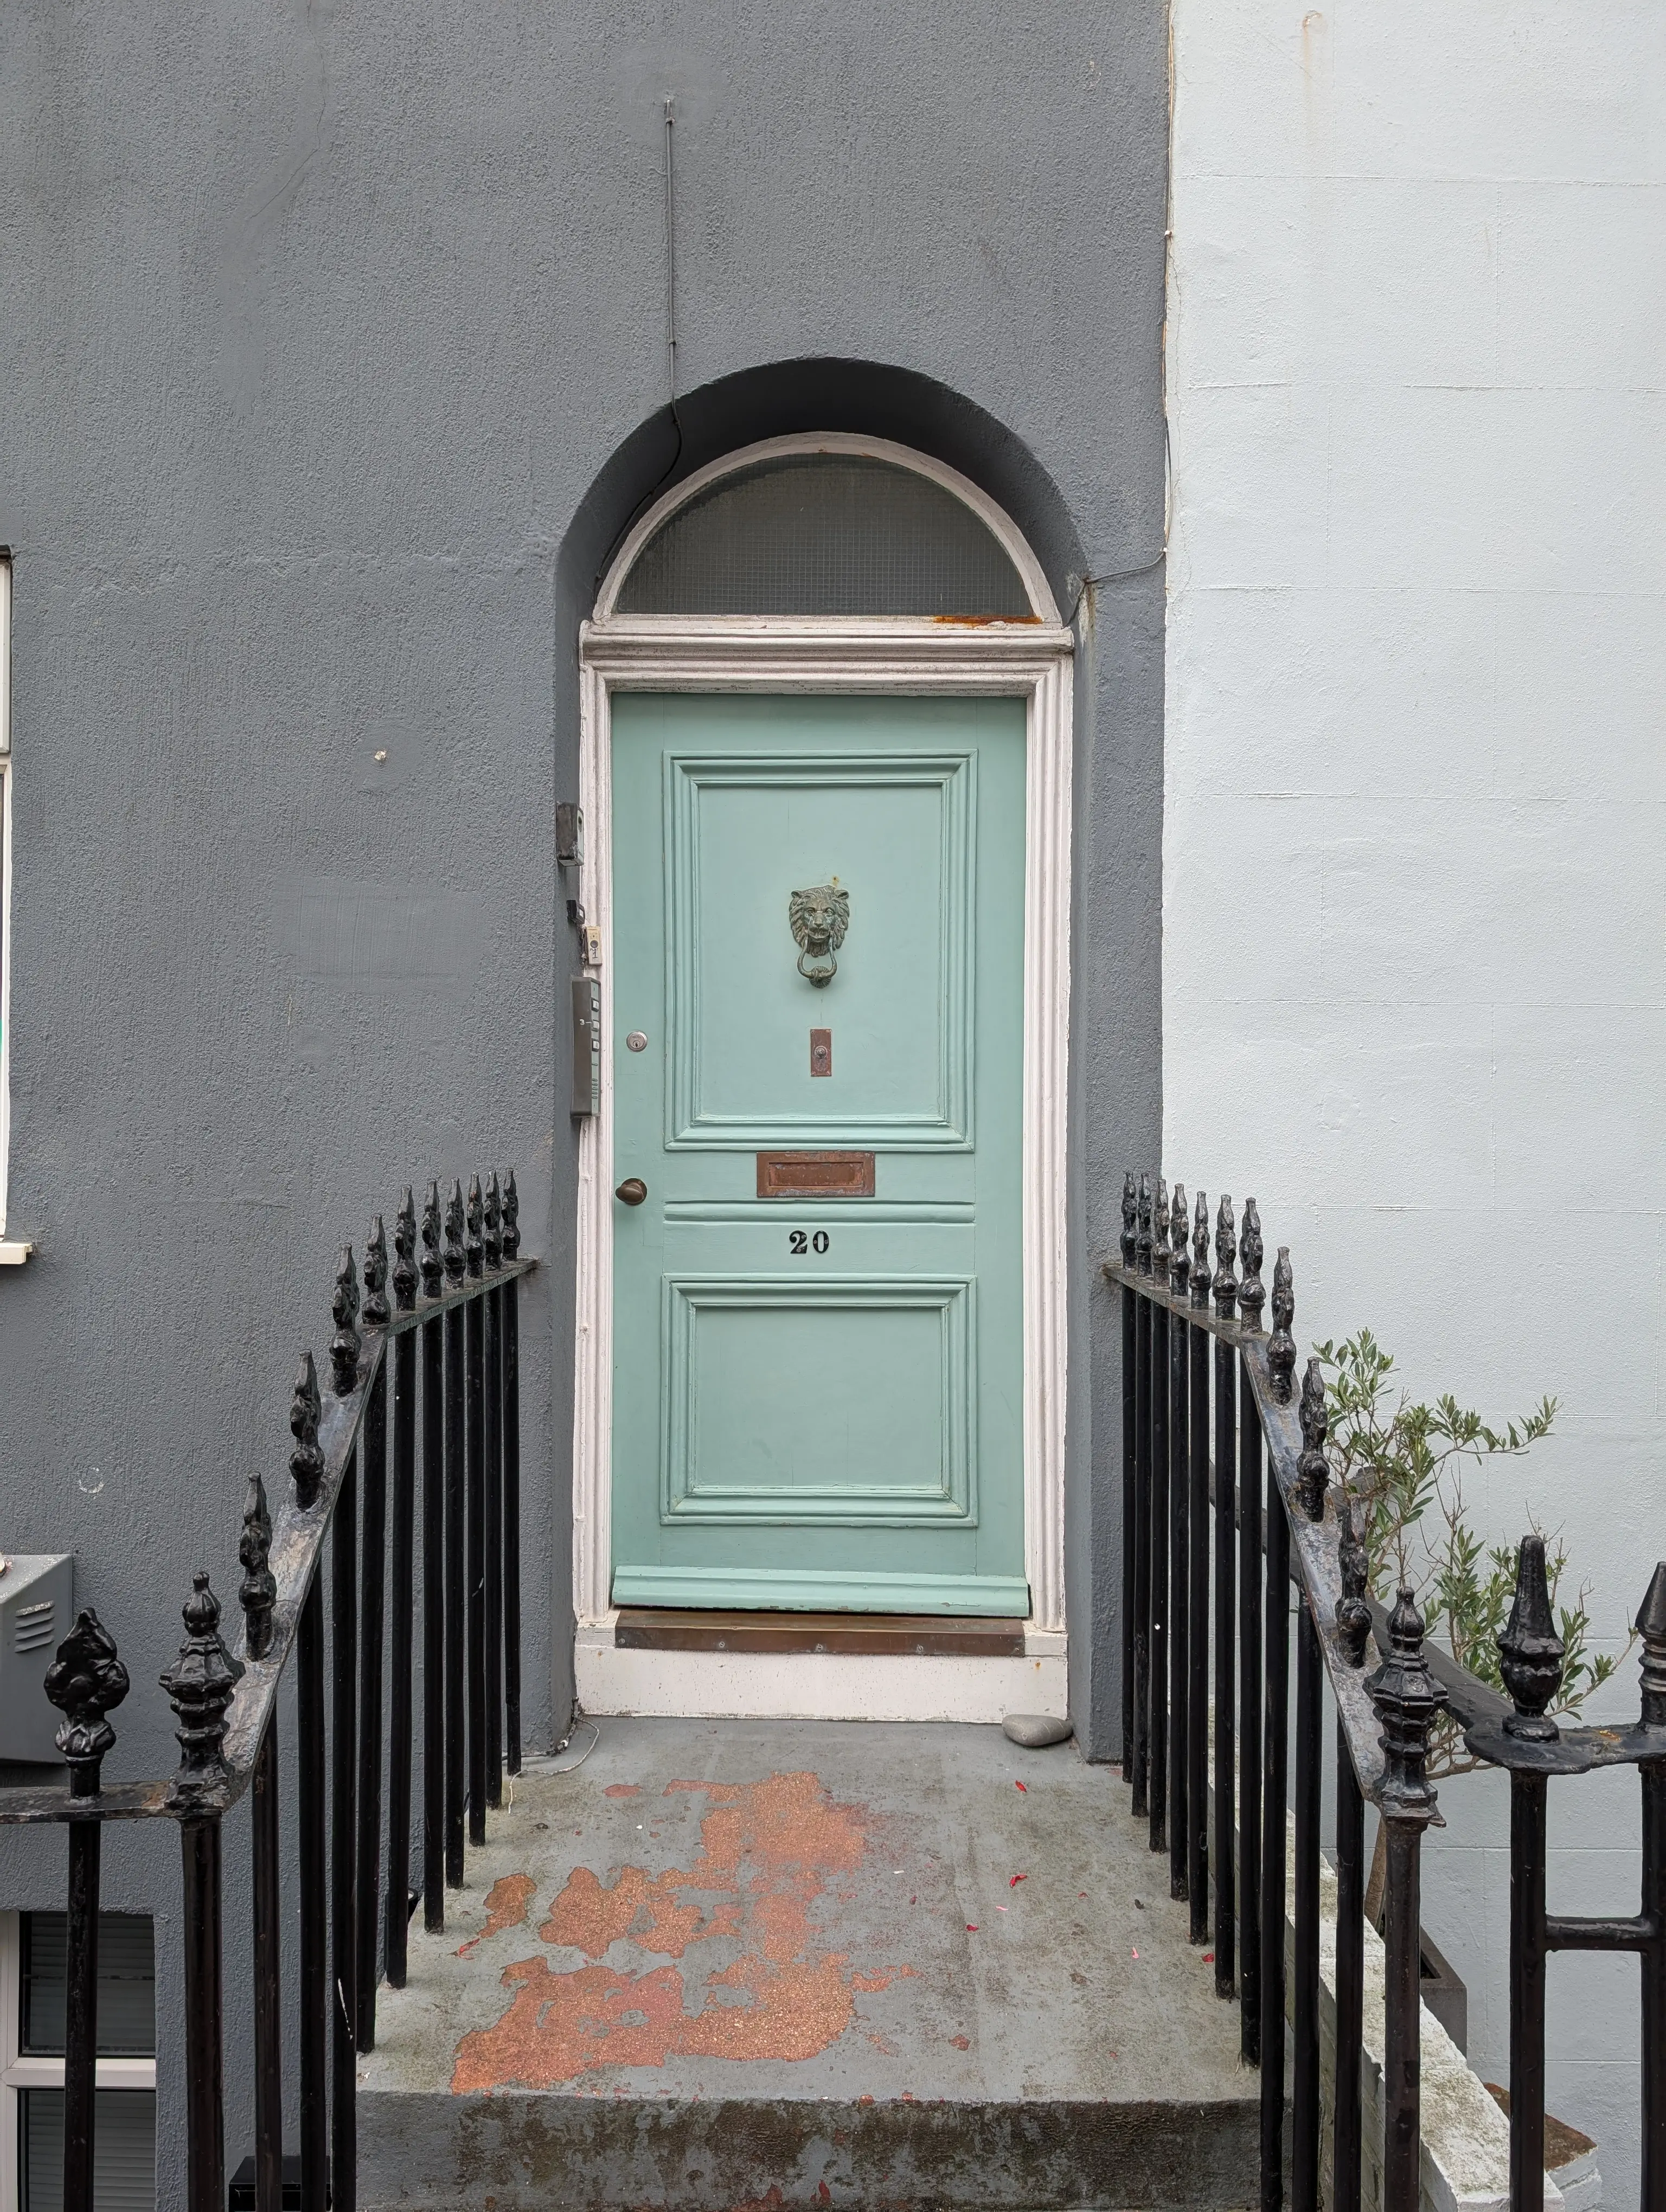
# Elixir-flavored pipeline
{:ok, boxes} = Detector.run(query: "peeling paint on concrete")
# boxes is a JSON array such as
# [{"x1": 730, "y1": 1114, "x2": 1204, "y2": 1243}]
[
  {"x1": 453, "y1": 1772, "x2": 898, "y2": 2091},
  {"x1": 456, "y1": 1874, "x2": 539, "y2": 1957}
]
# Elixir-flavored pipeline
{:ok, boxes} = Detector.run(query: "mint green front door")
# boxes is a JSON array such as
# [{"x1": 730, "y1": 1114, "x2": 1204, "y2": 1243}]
[{"x1": 610, "y1": 692, "x2": 1028, "y2": 1616}]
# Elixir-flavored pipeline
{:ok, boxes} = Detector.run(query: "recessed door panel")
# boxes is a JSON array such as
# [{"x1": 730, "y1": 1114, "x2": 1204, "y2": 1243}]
[{"x1": 610, "y1": 692, "x2": 1027, "y2": 1618}]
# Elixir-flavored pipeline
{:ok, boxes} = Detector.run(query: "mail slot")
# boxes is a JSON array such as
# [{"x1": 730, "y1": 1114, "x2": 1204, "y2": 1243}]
[{"x1": 755, "y1": 1151, "x2": 876, "y2": 1200}]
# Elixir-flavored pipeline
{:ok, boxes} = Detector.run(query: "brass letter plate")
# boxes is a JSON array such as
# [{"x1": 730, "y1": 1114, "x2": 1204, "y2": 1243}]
[{"x1": 755, "y1": 1151, "x2": 876, "y2": 1200}]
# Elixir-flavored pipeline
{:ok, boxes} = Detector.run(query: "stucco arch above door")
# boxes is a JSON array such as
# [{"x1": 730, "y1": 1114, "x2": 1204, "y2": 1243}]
[{"x1": 568, "y1": 412, "x2": 1075, "y2": 1723}]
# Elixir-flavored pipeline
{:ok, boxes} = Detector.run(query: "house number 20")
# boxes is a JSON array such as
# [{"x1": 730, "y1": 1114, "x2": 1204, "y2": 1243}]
[{"x1": 789, "y1": 1231, "x2": 830, "y2": 1255}]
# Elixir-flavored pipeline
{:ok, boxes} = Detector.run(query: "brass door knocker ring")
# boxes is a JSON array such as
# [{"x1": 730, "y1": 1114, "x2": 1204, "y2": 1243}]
[{"x1": 789, "y1": 879, "x2": 849, "y2": 988}]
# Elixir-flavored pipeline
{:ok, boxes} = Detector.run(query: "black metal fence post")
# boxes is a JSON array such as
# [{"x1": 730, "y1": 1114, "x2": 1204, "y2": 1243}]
[
  {"x1": 356, "y1": 1225, "x2": 390, "y2": 2052},
  {"x1": 443, "y1": 1184, "x2": 467, "y2": 1886},
  {"x1": 1332, "y1": 1720, "x2": 1365, "y2": 2212},
  {"x1": 161, "y1": 1575, "x2": 242, "y2": 2212},
  {"x1": 501, "y1": 1171, "x2": 524, "y2": 1775},
  {"x1": 1168, "y1": 1182, "x2": 1189, "y2": 1899},
  {"x1": 1368, "y1": 1589, "x2": 1444, "y2": 2212},
  {"x1": 1120, "y1": 1176, "x2": 1138, "y2": 1773},
  {"x1": 387, "y1": 1192, "x2": 420, "y2": 1986},
  {"x1": 1186, "y1": 1194, "x2": 1210, "y2": 1944},
  {"x1": 44, "y1": 1611, "x2": 128, "y2": 2212},
  {"x1": 484, "y1": 1175, "x2": 505, "y2": 1809},
  {"x1": 419, "y1": 1184, "x2": 447, "y2": 1927},
  {"x1": 465, "y1": 1175, "x2": 488, "y2": 1846},
  {"x1": 1641, "y1": 1565, "x2": 1666, "y2": 2212},
  {"x1": 1150, "y1": 1176, "x2": 1171, "y2": 1857},
  {"x1": 1131, "y1": 1174, "x2": 1153, "y2": 1817}
]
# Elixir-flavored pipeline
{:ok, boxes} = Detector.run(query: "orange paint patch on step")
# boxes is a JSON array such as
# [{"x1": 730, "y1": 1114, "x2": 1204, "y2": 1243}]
[
  {"x1": 603, "y1": 1783, "x2": 640, "y2": 1797},
  {"x1": 541, "y1": 1864, "x2": 740, "y2": 1960},
  {"x1": 452, "y1": 1771, "x2": 900, "y2": 2090},
  {"x1": 454, "y1": 1873, "x2": 537, "y2": 1957}
]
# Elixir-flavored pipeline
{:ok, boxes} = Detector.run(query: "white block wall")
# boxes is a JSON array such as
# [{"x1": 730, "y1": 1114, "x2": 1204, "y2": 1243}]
[{"x1": 1164, "y1": 0, "x2": 1666, "y2": 2194}]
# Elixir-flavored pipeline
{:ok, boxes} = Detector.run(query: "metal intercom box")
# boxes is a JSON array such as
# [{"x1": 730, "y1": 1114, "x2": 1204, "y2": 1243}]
[
  {"x1": 571, "y1": 976, "x2": 601, "y2": 1116},
  {"x1": 0, "y1": 1555, "x2": 74, "y2": 1764}
]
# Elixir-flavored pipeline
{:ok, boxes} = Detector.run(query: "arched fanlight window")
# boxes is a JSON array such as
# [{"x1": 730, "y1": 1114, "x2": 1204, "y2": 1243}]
[{"x1": 611, "y1": 447, "x2": 1039, "y2": 619}]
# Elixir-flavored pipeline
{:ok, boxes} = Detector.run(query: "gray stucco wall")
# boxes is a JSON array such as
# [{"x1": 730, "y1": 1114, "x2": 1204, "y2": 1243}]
[{"x1": 0, "y1": 0, "x2": 1164, "y2": 2193}]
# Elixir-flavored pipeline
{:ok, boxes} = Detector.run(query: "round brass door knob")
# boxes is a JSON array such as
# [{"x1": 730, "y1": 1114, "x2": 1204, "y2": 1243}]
[{"x1": 614, "y1": 1178, "x2": 648, "y2": 1206}]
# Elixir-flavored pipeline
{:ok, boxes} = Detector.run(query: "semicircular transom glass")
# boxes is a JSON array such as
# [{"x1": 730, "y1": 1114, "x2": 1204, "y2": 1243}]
[{"x1": 614, "y1": 452, "x2": 1034, "y2": 618}]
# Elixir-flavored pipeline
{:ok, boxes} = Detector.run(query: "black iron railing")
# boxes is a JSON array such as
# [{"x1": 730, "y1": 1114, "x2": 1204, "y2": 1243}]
[
  {"x1": 0, "y1": 1170, "x2": 532, "y2": 2212},
  {"x1": 1107, "y1": 1168, "x2": 1666, "y2": 2212}
]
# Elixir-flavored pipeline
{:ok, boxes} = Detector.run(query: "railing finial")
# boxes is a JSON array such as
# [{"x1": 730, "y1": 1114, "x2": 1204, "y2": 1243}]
[
  {"x1": 1498, "y1": 1532, "x2": 1565, "y2": 1740},
  {"x1": 1296, "y1": 1356, "x2": 1329, "y2": 1519},
  {"x1": 329, "y1": 1248, "x2": 362, "y2": 1396},
  {"x1": 1335, "y1": 1491, "x2": 1372, "y2": 1664},
  {"x1": 1136, "y1": 1174, "x2": 1153, "y2": 1276},
  {"x1": 290, "y1": 1349, "x2": 323, "y2": 1507},
  {"x1": 444, "y1": 1180, "x2": 466, "y2": 1282},
  {"x1": 1169, "y1": 1182, "x2": 1190, "y2": 1295},
  {"x1": 1152, "y1": 1175, "x2": 1170, "y2": 1276},
  {"x1": 502, "y1": 1169, "x2": 521, "y2": 1261},
  {"x1": 1367, "y1": 1586, "x2": 1445, "y2": 1819},
  {"x1": 1238, "y1": 1198, "x2": 1266, "y2": 1329},
  {"x1": 1212, "y1": 1194, "x2": 1237, "y2": 1316},
  {"x1": 420, "y1": 1180, "x2": 444, "y2": 1297},
  {"x1": 484, "y1": 1172, "x2": 503, "y2": 1269},
  {"x1": 1638, "y1": 1563, "x2": 1666, "y2": 1727},
  {"x1": 393, "y1": 1188, "x2": 419, "y2": 1313},
  {"x1": 1267, "y1": 1247, "x2": 1296, "y2": 1402},
  {"x1": 1120, "y1": 1172, "x2": 1137, "y2": 1267},
  {"x1": 43, "y1": 1612, "x2": 129, "y2": 1798},
  {"x1": 1190, "y1": 1189, "x2": 1210, "y2": 1308},
  {"x1": 239, "y1": 1474, "x2": 277, "y2": 1661},
  {"x1": 160, "y1": 1573, "x2": 245, "y2": 1787},
  {"x1": 363, "y1": 1216, "x2": 391, "y2": 1328}
]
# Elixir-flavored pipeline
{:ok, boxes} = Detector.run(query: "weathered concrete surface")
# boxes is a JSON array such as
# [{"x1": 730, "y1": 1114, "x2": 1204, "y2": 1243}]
[{"x1": 360, "y1": 1719, "x2": 1254, "y2": 2210}]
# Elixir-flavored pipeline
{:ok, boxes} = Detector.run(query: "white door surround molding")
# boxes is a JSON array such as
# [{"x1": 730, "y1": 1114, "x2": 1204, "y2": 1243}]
[{"x1": 571, "y1": 435, "x2": 1074, "y2": 1723}]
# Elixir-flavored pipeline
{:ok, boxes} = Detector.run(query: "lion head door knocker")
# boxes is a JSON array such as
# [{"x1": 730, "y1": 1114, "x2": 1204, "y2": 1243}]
[{"x1": 789, "y1": 878, "x2": 849, "y2": 988}]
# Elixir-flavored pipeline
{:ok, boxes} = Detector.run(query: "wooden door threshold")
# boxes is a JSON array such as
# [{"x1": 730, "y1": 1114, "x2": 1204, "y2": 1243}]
[{"x1": 613, "y1": 1609, "x2": 1026, "y2": 1657}]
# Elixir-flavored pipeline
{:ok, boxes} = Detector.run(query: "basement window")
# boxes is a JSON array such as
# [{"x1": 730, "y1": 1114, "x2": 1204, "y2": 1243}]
[{"x1": 0, "y1": 1912, "x2": 156, "y2": 2212}]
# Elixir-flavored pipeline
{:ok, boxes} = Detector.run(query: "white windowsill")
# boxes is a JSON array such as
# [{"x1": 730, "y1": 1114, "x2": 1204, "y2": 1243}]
[{"x1": 0, "y1": 1243, "x2": 31, "y2": 1266}]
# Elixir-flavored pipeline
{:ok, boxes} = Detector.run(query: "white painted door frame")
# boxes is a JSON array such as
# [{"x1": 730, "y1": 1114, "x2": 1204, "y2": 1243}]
[{"x1": 571, "y1": 436, "x2": 1074, "y2": 1721}]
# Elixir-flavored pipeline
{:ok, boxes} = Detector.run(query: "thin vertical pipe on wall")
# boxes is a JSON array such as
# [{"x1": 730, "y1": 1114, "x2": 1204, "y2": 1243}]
[
  {"x1": 1239, "y1": 1377, "x2": 1264, "y2": 2063},
  {"x1": 386, "y1": 1326, "x2": 417, "y2": 1985},
  {"x1": 1149, "y1": 1296, "x2": 1169, "y2": 1856},
  {"x1": 61, "y1": 1819, "x2": 100, "y2": 2212},
  {"x1": 330, "y1": 1453, "x2": 358, "y2": 2212},
  {"x1": 296, "y1": 1577, "x2": 328, "y2": 2212},
  {"x1": 1131, "y1": 1291, "x2": 1152, "y2": 1819},
  {"x1": 1291, "y1": 1607, "x2": 1323, "y2": 2212},
  {"x1": 1260, "y1": 1461, "x2": 1290, "y2": 2212},
  {"x1": 422, "y1": 1311, "x2": 446, "y2": 1926},
  {"x1": 503, "y1": 1274, "x2": 523, "y2": 1774},
  {"x1": 1333, "y1": 1724, "x2": 1366, "y2": 2212},
  {"x1": 355, "y1": 1366, "x2": 388, "y2": 2052},
  {"x1": 252, "y1": 1716, "x2": 283, "y2": 2212}
]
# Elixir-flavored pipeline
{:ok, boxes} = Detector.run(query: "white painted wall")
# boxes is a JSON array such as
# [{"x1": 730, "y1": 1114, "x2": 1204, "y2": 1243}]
[{"x1": 1165, "y1": 0, "x2": 1666, "y2": 2193}]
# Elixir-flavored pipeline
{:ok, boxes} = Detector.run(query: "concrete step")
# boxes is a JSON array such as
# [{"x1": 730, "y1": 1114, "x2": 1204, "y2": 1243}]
[{"x1": 359, "y1": 1718, "x2": 1256, "y2": 2211}]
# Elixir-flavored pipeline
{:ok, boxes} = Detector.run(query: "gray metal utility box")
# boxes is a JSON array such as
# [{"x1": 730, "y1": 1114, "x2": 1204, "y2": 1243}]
[{"x1": 0, "y1": 1555, "x2": 74, "y2": 1764}]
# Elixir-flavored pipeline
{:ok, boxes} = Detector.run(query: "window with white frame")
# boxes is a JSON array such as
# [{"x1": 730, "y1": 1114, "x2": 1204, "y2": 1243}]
[{"x1": 0, "y1": 1911, "x2": 156, "y2": 2212}]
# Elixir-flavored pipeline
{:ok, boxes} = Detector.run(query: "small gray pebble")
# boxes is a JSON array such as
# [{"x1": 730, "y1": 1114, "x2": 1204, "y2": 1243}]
[{"x1": 1002, "y1": 1712, "x2": 1073, "y2": 1748}]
